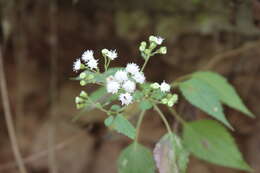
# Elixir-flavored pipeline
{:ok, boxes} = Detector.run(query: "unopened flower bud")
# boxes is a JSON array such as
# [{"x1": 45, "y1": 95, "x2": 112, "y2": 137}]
[
  {"x1": 150, "y1": 82, "x2": 160, "y2": 89},
  {"x1": 149, "y1": 35, "x2": 156, "y2": 42},
  {"x1": 80, "y1": 80, "x2": 87, "y2": 86},
  {"x1": 159, "y1": 46, "x2": 167, "y2": 54},
  {"x1": 139, "y1": 41, "x2": 147, "y2": 51},
  {"x1": 86, "y1": 74, "x2": 94, "y2": 80},
  {"x1": 79, "y1": 72, "x2": 87, "y2": 79},
  {"x1": 102, "y1": 48, "x2": 109, "y2": 55},
  {"x1": 75, "y1": 96, "x2": 83, "y2": 104},
  {"x1": 80, "y1": 91, "x2": 88, "y2": 98},
  {"x1": 161, "y1": 98, "x2": 168, "y2": 104},
  {"x1": 76, "y1": 103, "x2": 85, "y2": 109}
]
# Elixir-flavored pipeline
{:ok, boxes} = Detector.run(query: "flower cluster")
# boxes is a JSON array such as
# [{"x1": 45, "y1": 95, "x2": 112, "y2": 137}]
[
  {"x1": 106, "y1": 63, "x2": 145, "y2": 105},
  {"x1": 73, "y1": 49, "x2": 118, "y2": 72},
  {"x1": 73, "y1": 35, "x2": 178, "y2": 111}
]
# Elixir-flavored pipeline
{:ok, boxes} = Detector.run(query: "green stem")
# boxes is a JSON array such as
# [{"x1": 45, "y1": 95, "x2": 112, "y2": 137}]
[
  {"x1": 168, "y1": 107, "x2": 186, "y2": 125},
  {"x1": 87, "y1": 96, "x2": 110, "y2": 114},
  {"x1": 134, "y1": 110, "x2": 146, "y2": 142},
  {"x1": 104, "y1": 56, "x2": 107, "y2": 71},
  {"x1": 153, "y1": 104, "x2": 172, "y2": 134},
  {"x1": 141, "y1": 55, "x2": 150, "y2": 72}
]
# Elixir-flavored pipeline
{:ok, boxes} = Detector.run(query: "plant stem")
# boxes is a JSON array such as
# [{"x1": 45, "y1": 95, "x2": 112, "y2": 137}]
[
  {"x1": 168, "y1": 108, "x2": 186, "y2": 125},
  {"x1": 134, "y1": 110, "x2": 146, "y2": 142},
  {"x1": 141, "y1": 55, "x2": 150, "y2": 72},
  {"x1": 153, "y1": 104, "x2": 172, "y2": 134},
  {"x1": 104, "y1": 56, "x2": 107, "y2": 71},
  {"x1": 0, "y1": 47, "x2": 27, "y2": 173}
]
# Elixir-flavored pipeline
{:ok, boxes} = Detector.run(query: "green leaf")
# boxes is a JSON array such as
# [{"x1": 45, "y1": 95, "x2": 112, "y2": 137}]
[
  {"x1": 179, "y1": 78, "x2": 233, "y2": 129},
  {"x1": 192, "y1": 71, "x2": 254, "y2": 117},
  {"x1": 183, "y1": 120, "x2": 252, "y2": 171},
  {"x1": 153, "y1": 133, "x2": 189, "y2": 173},
  {"x1": 139, "y1": 100, "x2": 153, "y2": 110},
  {"x1": 104, "y1": 115, "x2": 136, "y2": 139},
  {"x1": 118, "y1": 142, "x2": 155, "y2": 173}
]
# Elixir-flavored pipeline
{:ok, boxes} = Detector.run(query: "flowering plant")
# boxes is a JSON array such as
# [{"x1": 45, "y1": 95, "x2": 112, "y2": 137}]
[{"x1": 72, "y1": 36, "x2": 254, "y2": 173}]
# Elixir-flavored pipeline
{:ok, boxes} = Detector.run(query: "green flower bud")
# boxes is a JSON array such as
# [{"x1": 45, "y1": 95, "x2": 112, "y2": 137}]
[
  {"x1": 80, "y1": 91, "x2": 88, "y2": 98},
  {"x1": 76, "y1": 103, "x2": 85, "y2": 109},
  {"x1": 159, "y1": 46, "x2": 167, "y2": 54},
  {"x1": 102, "y1": 48, "x2": 109, "y2": 55},
  {"x1": 149, "y1": 42, "x2": 157, "y2": 50},
  {"x1": 80, "y1": 80, "x2": 87, "y2": 86},
  {"x1": 75, "y1": 96, "x2": 83, "y2": 104},
  {"x1": 167, "y1": 100, "x2": 174, "y2": 107},
  {"x1": 80, "y1": 63, "x2": 85, "y2": 69},
  {"x1": 144, "y1": 49, "x2": 151, "y2": 55},
  {"x1": 149, "y1": 35, "x2": 156, "y2": 42},
  {"x1": 139, "y1": 41, "x2": 147, "y2": 52},
  {"x1": 150, "y1": 82, "x2": 160, "y2": 89},
  {"x1": 79, "y1": 72, "x2": 87, "y2": 79},
  {"x1": 161, "y1": 98, "x2": 168, "y2": 104},
  {"x1": 86, "y1": 74, "x2": 94, "y2": 80}
]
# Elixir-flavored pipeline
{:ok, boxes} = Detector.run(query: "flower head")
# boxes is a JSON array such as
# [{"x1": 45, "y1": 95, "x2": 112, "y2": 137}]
[
  {"x1": 133, "y1": 72, "x2": 145, "y2": 84},
  {"x1": 82, "y1": 50, "x2": 94, "y2": 62},
  {"x1": 119, "y1": 93, "x2": 133, "y2": 105},
  {"x1": 106, "y1": 80, "x2": 120, "y2": 94},
  {"x1": 126, "y1": 63, "x2": 140, "y2": 75},
  {"x1": 107, "y1": 49, "x2": 118, "y2": 60},
  {"x1": 73, "y1": 59, "x2": 81, "y2": 72},
  {"x1": 122, "y1": 80, "x2": 136, "y2": 93},
  {"x1": 114, "y1": 70, "x2": 128, "y2": 83},
  {"x1": 160, "y1": 81, "x2": 170, "y2": 92},
  {"x1": 149, "y1": 36, "x2": 164, "y2": 45},
  {"x1": 87, "y1": 58, "x2": 98, "y2": 69}
]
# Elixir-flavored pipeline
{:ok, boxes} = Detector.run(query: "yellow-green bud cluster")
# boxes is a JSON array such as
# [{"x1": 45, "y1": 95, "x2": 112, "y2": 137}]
[
  {"x1": 75, "y1": 91, "x2": 88, "y2": 109},
  {"x1": 161, "y1": 94, "x2": 178, "y2": 107}
]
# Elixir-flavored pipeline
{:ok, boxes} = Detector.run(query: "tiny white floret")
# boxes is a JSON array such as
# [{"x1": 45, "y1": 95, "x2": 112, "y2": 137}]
[
  {"x1": 106, "y1": 81, "x2": 120, "y2": 94},
  {"x1": 119, "y1": 93, "x2": 133, "y2": 105},
  {"x1": 87, "y1": 58, "x2": 98, "y2": 69},
  {"x1": 107, "y1": 49, "x2": 118, "y2": 60},
  {"x1": 114, "y1": 70, "x2": 128, "y2": 83},
  {"x1": 133, "y1": 72, "x2": 145, "y2": 84},
  {"x1": 82, "y1": 50, "x2": 94, "y2": 62},
  {"x1": 160, "y1": 81, "x2": 170, "y2": 92},
  {"x1": 73, "y1": 59, "x2": 81, "y2": 72},
  {"x1": 122, "y1": 80, "x2": 136, "y2": 93},
  {"x1": 154, "y1": 36, "x2": 164, "y2": 45},
  {"x1": 126, "y1": 63, "x2": 140, "y2": 75}
]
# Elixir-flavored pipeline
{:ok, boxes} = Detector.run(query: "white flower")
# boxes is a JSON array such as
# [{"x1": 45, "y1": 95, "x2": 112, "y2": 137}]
[
  {"x1": 160, "y1": 81, "x2": 170, "y2": 92},
  {"x1": 119, "y1": 93, "x2": 133, "y2": 105},
  {"x1": 122, "y1": 80, "x2": 136, "y2": 93},
  {"x1": 154, "y1": 36, "x2": 164, "y2": 45},
  {"x1": 107, "y1": 49, "x2": 118, "y2": 60},
  {"x1": 73, "y1": 59, "x2": 81, "y2": 72},
  {"x1": 126, "y1": 63, "x2": 140, "y2": 75},
  {"x1": 82, "y1": 50, "x2": 94, "y2": 62},
  {"x1": 87, "y1": 58, "x2": 98, "y2": 69},
  {"x1": 133, "y1": 72, "x2": 145, "y2": 84},
  {"x1": 114, "y1": 70, "x2": 128, "y2": 83},
  {"x1": 106, "y1": 80, "x2": 120, "y2": 94}
]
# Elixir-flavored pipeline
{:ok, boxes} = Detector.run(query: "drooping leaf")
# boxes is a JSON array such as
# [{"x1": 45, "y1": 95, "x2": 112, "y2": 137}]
[
  {"x1": 139, "y1": 100, "x2": 153, "y2": 110},
  {"x1": 179, "y1": 78, "x2": 232, "y2": 129},
  {"x1": 153, "y1": 133, "x2": 189, "y2": 173},
  {"x1": 183, "y1": 120, "x2": 252, "y2": 171},
  {"x1": 104, "y1": 115, "x2": 136, "y2": 139},
  {"x1": 192, "y1": 71, "x2": 254, "y2": 117},
  {"x1": 118, "y1": 142, "x2": 155, "y2": 173}
]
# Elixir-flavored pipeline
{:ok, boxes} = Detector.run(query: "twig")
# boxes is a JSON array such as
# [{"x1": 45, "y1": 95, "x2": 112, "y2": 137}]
[
  {"x1": 0, "y1": 47, "x2": 27, "y2": 173},
  {"x1": 48, "y1": 0, "x2": 59, "y2": 172},
  {"x1": 203, "y1": 40, "x2": 260, "y2": 70}
]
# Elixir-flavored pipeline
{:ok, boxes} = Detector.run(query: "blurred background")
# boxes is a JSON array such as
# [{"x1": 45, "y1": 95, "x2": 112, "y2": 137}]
[{"x1": 0, "y1": 0, "x2": 260, "y2": 173}]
